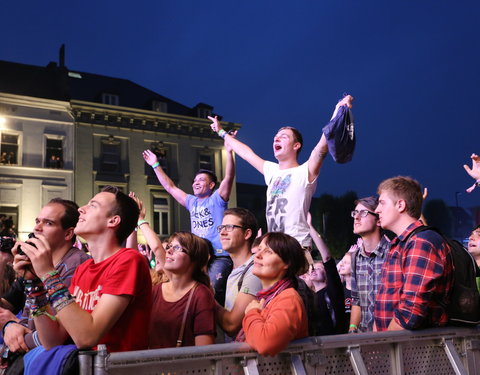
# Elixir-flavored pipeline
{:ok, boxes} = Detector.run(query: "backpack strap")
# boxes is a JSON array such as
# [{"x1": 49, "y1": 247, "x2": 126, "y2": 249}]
[
  {"x1": 237, "y1": 259, "x2": 254, "y2": 292},
  {"x1": 351, "y1": 248, "x2": 359, "y2": 284}
]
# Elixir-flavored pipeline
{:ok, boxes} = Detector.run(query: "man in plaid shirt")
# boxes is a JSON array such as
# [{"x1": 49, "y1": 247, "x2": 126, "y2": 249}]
[
  {"x1": 374, "y1": 176, "x2": 453, "y2": 331},
  {"x1": 349, "y1": 196, "x2": 390, "y2": 333}
]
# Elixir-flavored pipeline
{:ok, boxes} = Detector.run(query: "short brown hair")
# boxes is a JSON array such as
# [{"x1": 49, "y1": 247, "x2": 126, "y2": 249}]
[
  {"x1": 101, "y1": 186, "x2": 139, "y2": 245},
  {"x1": 278, "y1": 126, "x2": 303, "y2": 155},
  {"x1": 354, "y1": 196, "x2": 379, "y2": 212},
  {"x1": 48, "y1": 198, "x2": 79, "y2": 244},
  {"x1": 377, "y1": 176, "x2": 423, "y2": 219}
]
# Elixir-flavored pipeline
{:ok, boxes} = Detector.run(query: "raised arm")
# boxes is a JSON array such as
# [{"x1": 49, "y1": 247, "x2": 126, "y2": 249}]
[
  {"x1": 307, "y1": 95, "x2": 354, "y2": 183},
  {"x1": 307, "y1": 212, "x2": 331, "y2": 262},
  {"x1": 142, "y1": 150, "x2": 188, "y2": 206},
  {"x1": 216, "y1": 137, "x2": 236, "y2": 202},
  {"x1": 129, "y1": 192, "x2": 166, "y2": 269},
  {"x1": 209, "y1": 116, "x2": 265, "y2": 174}
]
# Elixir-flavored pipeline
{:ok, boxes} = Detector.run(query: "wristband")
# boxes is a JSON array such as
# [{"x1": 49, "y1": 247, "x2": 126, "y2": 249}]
[
  {"x1": 151, "y1": 162, "x2": 160, "y2": 169},
  {"x1": 467, "y1": 178, "x2": 480, "y2": 193},
  {"x1": 31, "y1": 305, "x2": 57, "y2": 321},
  {"x1": 137, "y1": 220, "x2": 148, "y2": 227},
  {"x1": 349, "y1": 324, "x2": 358, "y2": 329},
  {"x1": 40, "y1": 270, "x2": 60, "y2": 283},
  {"x1": 217, "y1": 129, "x2": 227, "y2": 139}
]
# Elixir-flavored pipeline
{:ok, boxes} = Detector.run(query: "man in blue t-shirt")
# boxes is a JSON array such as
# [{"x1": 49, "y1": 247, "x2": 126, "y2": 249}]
[{"x1": 143, "y1": 145, "x2": 235, "y2": 305}]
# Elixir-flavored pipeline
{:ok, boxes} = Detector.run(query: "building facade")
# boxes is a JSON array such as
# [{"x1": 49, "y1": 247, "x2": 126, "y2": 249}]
[
  {"x1": 0, "y1": 57, "x2": 240, "y2": 239},
  {"x1": 0, "y1": 92, "x2": 75, "y2": 238}
]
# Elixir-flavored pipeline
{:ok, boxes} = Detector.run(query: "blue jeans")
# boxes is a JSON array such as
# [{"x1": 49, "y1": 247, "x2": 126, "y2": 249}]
[{"x1": 208, "y1": 256, "x2": 233, "y2": 306}]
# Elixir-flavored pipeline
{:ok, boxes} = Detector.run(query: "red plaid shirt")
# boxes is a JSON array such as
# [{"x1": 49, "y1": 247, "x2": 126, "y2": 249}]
[{"x1": 374, "y1": 221, "x2": 453, "y2": 331}]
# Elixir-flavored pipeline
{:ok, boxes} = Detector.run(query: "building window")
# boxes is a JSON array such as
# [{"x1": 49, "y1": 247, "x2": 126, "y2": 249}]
[
  {"x1": 198, "y1": 152, "x2": 213, "y2": 171},
  {"x1": 0, "y1": 133, "x2": 19, "y2": 165},
  {"x1": 101, "y1": 93, "x2": 119, "y2": 106},
  {"x1": 0, "y1": 207, "x2": 18, "y2": 237},
  {"x1": 196, "y1": 107, "x2": 212, "y2": 119},
  {"x1": 45, "y1": 138, "x2": 63, "y2": 168},
  {"x1": 100, "y1": 137, "x2": 121, "y2": 173},
  {"x1": 153, "y1": 197, "x2": 170, "y2": 236},
  {"x1": 152, "y1": 101, "x2": 168, "y2": 113}
]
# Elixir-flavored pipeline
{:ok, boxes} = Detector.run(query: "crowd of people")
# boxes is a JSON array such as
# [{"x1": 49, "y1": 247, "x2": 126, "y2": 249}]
[{"x1": 0, "y1": 96, "x2": 478, "y2": 373}]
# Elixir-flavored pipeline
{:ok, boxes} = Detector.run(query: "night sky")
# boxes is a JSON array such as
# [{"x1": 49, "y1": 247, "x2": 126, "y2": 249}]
[{"x1": 2, "y1": 1, "x2": 479, "y2": 208}]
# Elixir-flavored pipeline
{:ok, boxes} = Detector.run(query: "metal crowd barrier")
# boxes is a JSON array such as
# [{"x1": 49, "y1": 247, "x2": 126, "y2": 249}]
[{"x1": 78, "y1": 326, "x2": 480, "y2": 375}]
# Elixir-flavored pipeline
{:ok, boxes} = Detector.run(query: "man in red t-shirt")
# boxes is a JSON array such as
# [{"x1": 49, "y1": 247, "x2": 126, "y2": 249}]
[{"x1": 15, "y1": 186, "x2": 152, "y2": 352}]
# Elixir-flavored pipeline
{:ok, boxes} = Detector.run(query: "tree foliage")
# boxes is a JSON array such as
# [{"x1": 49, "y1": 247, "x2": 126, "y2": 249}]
[{"x1": 310, "y1": 191, "x2": 358, "y2": 259}]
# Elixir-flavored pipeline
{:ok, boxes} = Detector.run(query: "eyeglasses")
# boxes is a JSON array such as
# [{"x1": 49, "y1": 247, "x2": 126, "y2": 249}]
[
  {"x1": 351, "y1": 210, "x2": 379, "y2": 218},
  {"x1": 217, "y1": 224, "x2": 245, "y2": 233},
  {"x1": 165, "y1": 243, "x2": 188, "y2": 254}
]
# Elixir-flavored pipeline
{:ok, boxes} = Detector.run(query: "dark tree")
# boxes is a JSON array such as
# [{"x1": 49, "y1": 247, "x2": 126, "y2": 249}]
[{"x1": 423, "y1": 199, "x2": 454, "y2": 237}]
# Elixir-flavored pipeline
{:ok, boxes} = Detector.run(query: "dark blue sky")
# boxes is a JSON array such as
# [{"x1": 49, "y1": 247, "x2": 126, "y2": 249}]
[{"x1": 2, "y1": 1, "x2": 479, "y2": 208}]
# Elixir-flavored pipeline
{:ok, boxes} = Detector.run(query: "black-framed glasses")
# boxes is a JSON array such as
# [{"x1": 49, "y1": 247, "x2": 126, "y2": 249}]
[
  {"x1": 351, "y1": 210, "x2": 378, "y2": 218},
  {"x1": 165, "y1": 243, "x2": 188, "y2": 254},
  {"x1": 217, "y1": 224, "x2": 245, "y2": 233}
]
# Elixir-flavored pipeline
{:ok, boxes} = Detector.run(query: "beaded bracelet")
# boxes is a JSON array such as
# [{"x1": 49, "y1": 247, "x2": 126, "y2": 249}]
[
  {"x1": 42, "y1": 270, "x2": 75, "y2": 314},
  {"x1": 217, "y1": 129, "x2": 227, "y2": 139},
  {"x1": 24, "y1": 279, "x2": 49, "y2": 314},
  {"x1": 151, "y1": 161, "x2": 160, "y2": 169}
]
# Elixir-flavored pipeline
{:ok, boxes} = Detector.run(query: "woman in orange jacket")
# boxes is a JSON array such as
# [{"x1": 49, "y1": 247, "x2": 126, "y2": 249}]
[{"x1": 237, "y1": 232, "x2": 309, "y2": 356}]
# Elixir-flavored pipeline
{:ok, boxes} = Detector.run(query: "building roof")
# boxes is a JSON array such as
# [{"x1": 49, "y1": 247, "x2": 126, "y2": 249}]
[
  {"x1": 0, "y1": 59, "x2": 213, "y2": 117},
  {"x1": 0, "y1": 60, "x2": 69, "y2": 101}
]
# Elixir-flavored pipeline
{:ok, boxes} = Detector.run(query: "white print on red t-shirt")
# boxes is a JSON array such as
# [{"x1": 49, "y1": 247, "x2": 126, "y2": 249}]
[{"x1": 72, "y1": 284, "x2": 103, "y2": 311}]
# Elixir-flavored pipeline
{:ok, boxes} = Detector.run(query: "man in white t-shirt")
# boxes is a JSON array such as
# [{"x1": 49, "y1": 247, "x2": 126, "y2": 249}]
[{"x1": 209, "y1": 95, "x2": 353, "y2": 247}]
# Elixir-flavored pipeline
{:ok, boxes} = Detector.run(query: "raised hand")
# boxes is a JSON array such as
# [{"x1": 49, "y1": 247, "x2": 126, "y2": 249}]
[
  {"x1": 142, "y1": 149, "x2": 158, "y2": 166},
  {"x1": 208, "y1": 115, "x2": 222, "y2": 133},
  {"x1": 464, "y1": 153, "x2": 480, "y2": 181},
  {"x1": 337, "y1": 94, "x2": 354, "y2": 109},
  {"x1": 129, "y1": 192, "x2": 146, "y2": 220}
]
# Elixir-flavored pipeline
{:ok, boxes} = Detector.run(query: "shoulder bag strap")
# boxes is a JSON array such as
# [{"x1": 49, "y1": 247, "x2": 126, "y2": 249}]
[{"x1": 176, "y1": 283, "x2": 198, "y2": 347}]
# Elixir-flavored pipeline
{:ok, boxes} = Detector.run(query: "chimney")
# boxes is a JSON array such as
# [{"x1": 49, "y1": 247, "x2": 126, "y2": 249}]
[{"x1": 59, "y1": 44, "x2": 65, "y2": 68}]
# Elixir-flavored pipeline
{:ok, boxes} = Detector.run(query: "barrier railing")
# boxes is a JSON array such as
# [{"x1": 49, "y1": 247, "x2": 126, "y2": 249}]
[{"x1": 78, "y1": 326, "x2": 480, "y2": 375}]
